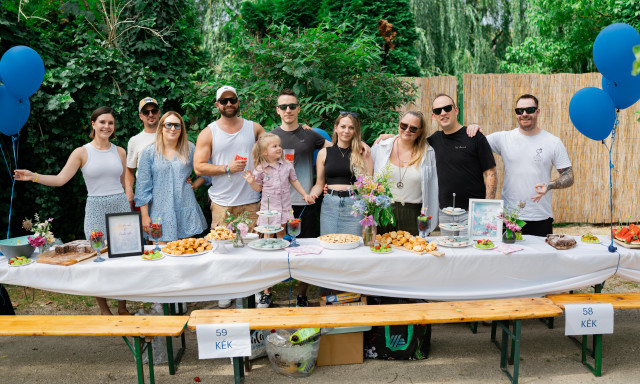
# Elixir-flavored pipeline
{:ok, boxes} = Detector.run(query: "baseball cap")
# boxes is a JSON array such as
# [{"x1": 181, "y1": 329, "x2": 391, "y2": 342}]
[
  {"x1": 216, "y1": 86, "x2": 238, "y2": 101},
  {"x1": 138, "y1": 97, "x2": 159, "y2": 112}
]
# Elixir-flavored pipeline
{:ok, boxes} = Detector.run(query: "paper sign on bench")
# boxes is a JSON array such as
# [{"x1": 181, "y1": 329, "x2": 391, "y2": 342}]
[
  {"x1": 564, "y1": 303, "x2": 613, "y2": 336},
  {"x1": 196, "y1": 323, "x2": 251, "y2": 359}
]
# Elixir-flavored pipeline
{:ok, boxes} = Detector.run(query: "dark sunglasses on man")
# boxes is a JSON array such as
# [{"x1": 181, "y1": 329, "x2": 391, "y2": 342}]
[
  {"x1": 278, "y1": 103, "x2": 299, "y2": 110},
  {"x1": 514, "y1": 106, "x2": 538, "y2": 115},
  {"x1": 399, "y1": 122, "x2": 420, "y2": 133},
  {"x1": 141, "y1": 108, "x2": 159, "y2": 116},
  {"x1": 432, "y1": 104, "x2": 454, "y2": 115},
  {"x1": 218, "y1": 97, "x2": 238, "y2": 106}
]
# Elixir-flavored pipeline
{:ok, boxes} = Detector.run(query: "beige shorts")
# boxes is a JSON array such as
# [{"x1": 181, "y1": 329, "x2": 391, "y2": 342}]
[{"x1": 210, "y1": 201, "x2": 260, "y2": 232}]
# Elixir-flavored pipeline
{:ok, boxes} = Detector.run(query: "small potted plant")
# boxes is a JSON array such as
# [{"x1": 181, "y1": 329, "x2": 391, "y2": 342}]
[
  {"x1": 224, "y1": 211, "x2": 253, "y2": 248},
  {"x1": 498, "y1": 201, "x2": 527, "y2": 243},
  {"x1": 22, "y1": 214, "x2": 55, "y2": 255}
]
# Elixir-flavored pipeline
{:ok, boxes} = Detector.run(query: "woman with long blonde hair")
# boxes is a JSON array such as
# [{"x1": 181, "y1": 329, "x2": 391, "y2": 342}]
[
  {"x1": 134, "y1": 111, "x2": 207, "y2": 241},
  {"x1": 311, "y1": 112, "x2": 373, "y2": 235}
]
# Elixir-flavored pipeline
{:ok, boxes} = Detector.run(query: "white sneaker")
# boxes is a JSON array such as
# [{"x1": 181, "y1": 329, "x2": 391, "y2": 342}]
[
  {"x1": 257, "y1": 293, "x2": 273, "y2": 308},
  {"x1": 218, "y1": 299, "x2": 232, "y2": 309}
]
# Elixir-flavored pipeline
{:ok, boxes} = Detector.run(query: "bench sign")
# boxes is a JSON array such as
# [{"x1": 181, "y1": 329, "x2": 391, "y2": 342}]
[
  {"x1": 196, "y1": 323, "x2": 251, "y2": 359},
  {"x1": 564, "y1": 303, "x2": 614, "y2": 336}
]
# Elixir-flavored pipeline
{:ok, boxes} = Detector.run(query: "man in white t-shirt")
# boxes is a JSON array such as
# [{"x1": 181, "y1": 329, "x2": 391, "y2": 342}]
[
  {"x1": 125, "y1": 97, "x2": 161, "y2": 208},
  {"x1": 471, "y1": 94, "x2": 574, "y2": 236}
]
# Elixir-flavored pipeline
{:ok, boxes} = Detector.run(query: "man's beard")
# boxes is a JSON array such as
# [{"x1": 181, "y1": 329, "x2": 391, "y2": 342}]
[{"x1": 220, "y1": 105, "x2": 239, "y2": 118}]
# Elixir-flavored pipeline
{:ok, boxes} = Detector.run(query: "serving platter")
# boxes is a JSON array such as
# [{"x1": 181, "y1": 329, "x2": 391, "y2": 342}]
[
  {"x1": 438, "y1": 223, "x2": 468, "y2": 231},
  {"x1": 441, "y1": 207, "x2": 466, "y2": 216},
  {"x1": 473, "y1": 243, "x2": 497, "y2": 250},
  {"x1": 436, "y1": 236, "x2": 473, "y2": 248},
  {"x1": 248, "y1": 239, "x2": 289, "y2": 251},
  {"x1": 162, "y1": 249, "x2": 212, "y2": 257}
]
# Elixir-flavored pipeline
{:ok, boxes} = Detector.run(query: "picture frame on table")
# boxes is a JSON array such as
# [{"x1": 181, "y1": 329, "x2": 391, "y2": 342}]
[
  {"x1": 105, "y1": 212, "x2": 144, "y2": 258},
  {"x1": 468, "y1": 199, "x2": 504, "y2": 243}
]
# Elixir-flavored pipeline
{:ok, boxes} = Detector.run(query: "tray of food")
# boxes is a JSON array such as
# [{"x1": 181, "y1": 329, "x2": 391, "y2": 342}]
[
  {"x1": 435, "y1": 236, "x2": 473, "y2": 248},
  {"x1": 442, "y1": 207, "x2": 465, "y2": 216},
  {"x1": 37, "y1": 240, "x2": 99, "y2": 266},
  {"x1": 141, "y1": 250, "x2": 165, "y2": 261},
  {"x1": 248, "y1": 238, "x2": 289, "y2": 251},
  {"x1": 257, "y1": 210, "x2": 280, "y2": 217},
  {"x1": 612, "y1": 225, "x2": 640, "y2": 248},
  {"x1": 8, "y1": 256, "x2": 34, "y2": 267},
  {"x1": 369, "y1": 243, "x2": 393, "y2": 253},
  {"x1": 254, "y1": 225, "x2": 284, "y2": 234},
  {"x1": 580, "y1": 233, "x2": 600, "y2": 244},
  {"x1": 317, "y1": 234, "x2": 361, "y2": 250},
  {"x1": 205, "y1": 226, "x2": 236, "y2": 241},
  {"x1": 438, "y1": 223, "x2": 467, "y2": 231},
  {"x1": 377, "y1": 231, "x2": 443, "y2": 256},
  {"x1": 473, "y1": 239, "x2": 496, "y2": 250},
  {"x1": 545, "y1": 234, "x2": 577, "y2": 250},
  {"x1": 162, "y1": 237, "x2": 213, "y2": 256}
]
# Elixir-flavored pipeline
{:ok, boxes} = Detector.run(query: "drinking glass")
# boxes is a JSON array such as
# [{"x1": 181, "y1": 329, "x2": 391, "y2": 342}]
[
  {"x1": 417, "y1": 216, "x2": 431, "y2": 238},
  {"x1": 287, "y1": 219, "x2": 301, "y2": 247},
  {"x1": 149, "y1": 222, "x2": 163, "y2": 252},
  {"x1": 90, "y1": 232, "x2": 105, "y2": 263},
  {"x1": 283, "y1": 149, "x2": 295, "y2": 163}
]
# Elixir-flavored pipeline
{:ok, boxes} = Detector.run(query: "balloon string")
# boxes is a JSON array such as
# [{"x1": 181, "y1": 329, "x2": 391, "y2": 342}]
[
  {"x1": 605, "y1": 112, "x2": 619, "y2": 253},
  {"x1": 0, "y1": 138, "x2": 11, "y2": 183}
]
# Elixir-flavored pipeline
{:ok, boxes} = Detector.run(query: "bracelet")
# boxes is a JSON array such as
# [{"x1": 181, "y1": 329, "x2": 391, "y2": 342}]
[
  {"x1": 224, "y1": 165, "x2": 231, "y2": 179},
  {"x1": 32, "y1": 173, "x2": 39, "y2": 183}
]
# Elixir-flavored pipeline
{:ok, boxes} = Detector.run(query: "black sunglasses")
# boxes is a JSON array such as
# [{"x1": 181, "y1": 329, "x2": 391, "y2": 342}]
[
  {"x1": 399, "y1": 122, "x2": 420, "y2": 133},
  {"x1": 218, "y1": 97, "x2": 238, "y2": 106},
  {"x1": 164, "y1": 122, "x2": 182, "y2": 130},
  {"x1": 340, "y1": 111, "x2": 359, "y2": 118},
  {"x1": 432, "y1": 104, "x2": 454, "y2": 115},
  {"x1": 278, "y1": 103, "x2": 299, "y2": 110},
  {"x1": 515, "y1": 106, "x2": 538, "y2": 115},
  {"x1": 141, "y1": 108, "x2": 159, "y2": 116}
]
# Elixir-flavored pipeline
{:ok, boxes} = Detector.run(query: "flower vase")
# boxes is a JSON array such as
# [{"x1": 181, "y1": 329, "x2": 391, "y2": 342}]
[
  {"x1": 503, "y1": 230, "x2": 516, "y2": 244},
  {"x1": 38, "y1": 245, "x2": 49, "y2": 255},
  {"x1": 362, "y1": 224, "x2": 377, "y2": 247},
  {"x1": 233, "y1": 232, "x2": 244, "y2": 248}
]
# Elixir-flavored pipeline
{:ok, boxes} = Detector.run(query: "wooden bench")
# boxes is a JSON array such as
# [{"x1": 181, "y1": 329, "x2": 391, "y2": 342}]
[
  {"x1": 547, "y1": 292, "x2": 640, "y2": 377},
  {"x1": 0, "y1": 315, "x2": 189, "y2": 384},
  {"x1": 188, "y1": 297, "x2": 563, "y2": 384}
]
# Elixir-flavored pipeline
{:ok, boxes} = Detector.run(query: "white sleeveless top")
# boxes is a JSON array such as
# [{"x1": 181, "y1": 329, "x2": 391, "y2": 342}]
[
  {"x1": 207, "y1": 119, "x2": 261, "y2": 206},
  {"x1": 81, "y1": 143, "x2": 125, "y2": 196}
]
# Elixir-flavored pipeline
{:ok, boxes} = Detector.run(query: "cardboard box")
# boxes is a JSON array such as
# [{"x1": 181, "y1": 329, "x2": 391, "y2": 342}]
[
  {"x1": 320, "y1": 292, "x2": 367, "y2": 307},
  {"x1": 316, "y1": 329, "x2": 367, "y2": 366}
]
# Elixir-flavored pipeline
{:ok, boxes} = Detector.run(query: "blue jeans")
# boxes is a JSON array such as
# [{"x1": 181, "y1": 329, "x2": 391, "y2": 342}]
[{"x1": 320, "y1": 194, "x2": 363, "y2": 236}]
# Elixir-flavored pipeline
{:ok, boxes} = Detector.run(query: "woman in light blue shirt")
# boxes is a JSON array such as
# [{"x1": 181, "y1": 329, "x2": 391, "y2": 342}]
[{"x1": 135, "y1": 111, "x2": 207, "y2": 241}]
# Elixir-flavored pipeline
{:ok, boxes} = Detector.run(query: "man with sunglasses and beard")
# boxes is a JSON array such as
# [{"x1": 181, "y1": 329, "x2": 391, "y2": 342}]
[
  {"x1": 125, "y1": 97, "x2": 162, "y2": 209},
  {"x1": 194, "y1": 85, "x2": 265, "y2": 308},
  {"x1": 429, "y1": 93, "x2": 497, "y2": 235},
  {"x1": 467, "y1": 94, "x2": 573, "y2": 237}
]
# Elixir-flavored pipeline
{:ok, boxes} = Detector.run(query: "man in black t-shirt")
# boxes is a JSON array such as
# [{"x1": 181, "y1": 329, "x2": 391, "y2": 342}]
[{"x1": 429, "y1": 94, "x2": 497, "y2": 234}]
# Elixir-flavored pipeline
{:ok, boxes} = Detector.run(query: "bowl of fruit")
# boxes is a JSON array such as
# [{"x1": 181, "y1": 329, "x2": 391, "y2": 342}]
[
  {"x1": 8, "y1": 255, "x2": 34, "y2": 267},
  {"x1": 473, "y1": 239, "x2": 496, "y2": 250},
  {"x1": 369, "y1": 243, "x2": 393, "y2": 253},
  {"x1": 581, "y1": 233, "x2": 599, "y2": 244},
  {"x1": 141, "y1": 249, "x2": 165, "y2": 261}
]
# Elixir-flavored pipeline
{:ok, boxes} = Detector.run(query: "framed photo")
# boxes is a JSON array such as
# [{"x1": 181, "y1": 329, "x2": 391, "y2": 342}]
[
  {"x1": 468, "y1": 199, "x2": 504, "y2": 242},
  {"x1": 105, "y1": 212, "x2": 144, "y2": 258}
]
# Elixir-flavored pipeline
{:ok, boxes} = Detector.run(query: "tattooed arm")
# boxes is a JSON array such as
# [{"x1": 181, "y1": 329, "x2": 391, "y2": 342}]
[
  {"x1": 531, "y1": 166, "x2": 574, "y2": 203},
  {"x1": 483, "y1": 167, "x2": 497, "y2": 199}
]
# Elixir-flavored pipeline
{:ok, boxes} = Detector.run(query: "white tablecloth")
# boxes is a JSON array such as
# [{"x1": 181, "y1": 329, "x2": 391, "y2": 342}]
[{"x1": 0, "y1": 236, "x2": 633, "y2": 302}]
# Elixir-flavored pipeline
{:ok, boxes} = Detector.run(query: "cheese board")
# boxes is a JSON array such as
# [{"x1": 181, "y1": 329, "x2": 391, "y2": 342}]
[{"x1": 36, "y1": 249, "x2": 101, "y2": 266}]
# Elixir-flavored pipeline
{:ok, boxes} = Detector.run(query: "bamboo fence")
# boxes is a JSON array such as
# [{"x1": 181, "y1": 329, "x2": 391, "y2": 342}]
[{"x1": 400, "y1": 74, "x2": 639, "y2": 224}]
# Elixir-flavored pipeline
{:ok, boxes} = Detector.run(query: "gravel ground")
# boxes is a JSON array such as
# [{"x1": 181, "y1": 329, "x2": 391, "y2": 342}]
[{"x1": 2, "y1": 224, "x2": 640, "y2": 383}]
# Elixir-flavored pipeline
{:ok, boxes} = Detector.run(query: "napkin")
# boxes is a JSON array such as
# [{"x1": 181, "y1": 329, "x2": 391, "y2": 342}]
[
  {"x1": 288, "y1": 246, "x2": 324, "y2": 256},
  {"x1": 494, "y1": 244, "x2": 523, "y2": 254}
]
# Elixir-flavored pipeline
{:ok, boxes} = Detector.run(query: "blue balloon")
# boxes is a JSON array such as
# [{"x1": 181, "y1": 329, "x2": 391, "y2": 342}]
[
  {"x1": 593, "y1": 23, "x2": 640, "y2": 84},
  {"x1": 569, "y1": 87, "x2": 616, "y2": 141},
  {"x1": 312, "y1": 128, "x2": 332, "y2": 166},
  {"x1": 602, "y1": 76, "x2": 640, "y2": 110},
  {"x1": 0, "y1": 46, "x2": 45, "y2": 99},
  {"x1": 0, "y1": 85, "x2": 30, "y2": 136}
]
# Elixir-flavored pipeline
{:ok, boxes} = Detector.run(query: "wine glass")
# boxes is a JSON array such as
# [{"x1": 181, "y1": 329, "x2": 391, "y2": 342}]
[
  {"x1": 417, "y1": 216, "x2": 431, "y2": 238},
  {"x1": 287, "y1": 219, "x2": 301, "y2": 247},
  {"x1": 149, "y1": 222, "x2": 163, "y2": 252},
  {"x1": 90, "y1": 230, "x2": 105, "y2": 263}
]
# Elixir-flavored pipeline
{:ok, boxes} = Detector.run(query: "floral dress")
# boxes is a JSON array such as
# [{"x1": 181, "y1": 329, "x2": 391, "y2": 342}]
[
  {"x1": 253, "y1": 160, "x2": 297, "y2": 225},
  {"x1": 134, "y1": 142, "x2": 207, "y2": 241}
]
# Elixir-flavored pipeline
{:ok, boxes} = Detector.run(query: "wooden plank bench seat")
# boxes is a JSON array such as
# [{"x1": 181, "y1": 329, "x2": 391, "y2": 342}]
[
  {"x1": 189, "y1": 297, "x2": 563, "y2": 384},
  {"x1": 0, "y1": 315, "x2": 189, "y2": 384},
  {"x1": 547, "y1": 292, "x2": 640, "y2": 377}
]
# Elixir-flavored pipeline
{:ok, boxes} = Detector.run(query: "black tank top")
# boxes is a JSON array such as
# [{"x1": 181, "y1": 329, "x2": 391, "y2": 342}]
[{"x1": 325, "y1": 145, "x2": 356, "y2": 185}]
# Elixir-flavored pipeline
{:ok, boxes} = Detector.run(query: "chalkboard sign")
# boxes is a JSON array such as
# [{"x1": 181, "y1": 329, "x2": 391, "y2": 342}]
[{"x1": 105, "y1": 212, "x2": 144, "y2": 258}]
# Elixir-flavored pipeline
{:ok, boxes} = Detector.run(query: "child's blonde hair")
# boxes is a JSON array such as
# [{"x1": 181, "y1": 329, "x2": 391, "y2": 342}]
[{"x1": 252, "y1": 133, "x2": 283, "y2": 169}]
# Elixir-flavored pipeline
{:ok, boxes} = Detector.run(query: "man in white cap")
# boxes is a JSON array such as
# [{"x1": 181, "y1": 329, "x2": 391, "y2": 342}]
[
  {"x1": 125, "y1": 97, "x2": 161, "y2": 208},
  {"x1": 194, "y1": 86, "x2": 265, "y2": 308}
]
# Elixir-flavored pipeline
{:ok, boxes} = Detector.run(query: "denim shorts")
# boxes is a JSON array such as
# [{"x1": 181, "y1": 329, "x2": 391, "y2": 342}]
[{"x1": 320, "y1": 194, "x2": 363, "y2": 236}]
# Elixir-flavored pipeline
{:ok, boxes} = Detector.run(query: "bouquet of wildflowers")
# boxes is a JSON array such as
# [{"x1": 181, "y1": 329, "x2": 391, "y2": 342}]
[
  {"x1": 224, "y1": 211, "x2": 252, "y2": 236},
  {"x1": 351, "y1": 165, "x2": 395, "y2": 227},
  {"x1": 498, "y1": 201, "x2": 527, "y2": 238},
  {"x1": 22, "y1": 213, "x2": 55, "y2": 248}
]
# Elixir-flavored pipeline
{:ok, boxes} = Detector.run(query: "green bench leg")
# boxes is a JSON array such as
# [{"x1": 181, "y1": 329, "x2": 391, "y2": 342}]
[
  {"x1": 233, "y1": 356, "x2": 245, "y2": 384},
  {"x1": 581, "y1": 334, "x2": 603, "y2": 377},
  {"x1": 498, "y1": 319, "x2": 521, "y2": 384},
  {"x1": 469, "y1": 321, "x2": 478, "y2": 334},
  {"x1": 124, "y1": 336, "x2": 154, "y2": 384},
  {"x1": 491, "y1": 320, "x2": 515, "y2": 365},
  {"x1": 163, "y1": 303, "x2": 187, "y2": 375}
]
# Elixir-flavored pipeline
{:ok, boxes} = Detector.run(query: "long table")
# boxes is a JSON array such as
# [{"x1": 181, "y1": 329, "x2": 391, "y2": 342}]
[{"x1": 0, "y1": 236, "x2": 635, "y2": 302}]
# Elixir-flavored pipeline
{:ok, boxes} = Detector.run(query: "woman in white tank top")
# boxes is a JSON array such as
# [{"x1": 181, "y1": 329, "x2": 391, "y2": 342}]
[{"x1": 14, "y1": 107, "x2": 131, "y2": 316}]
